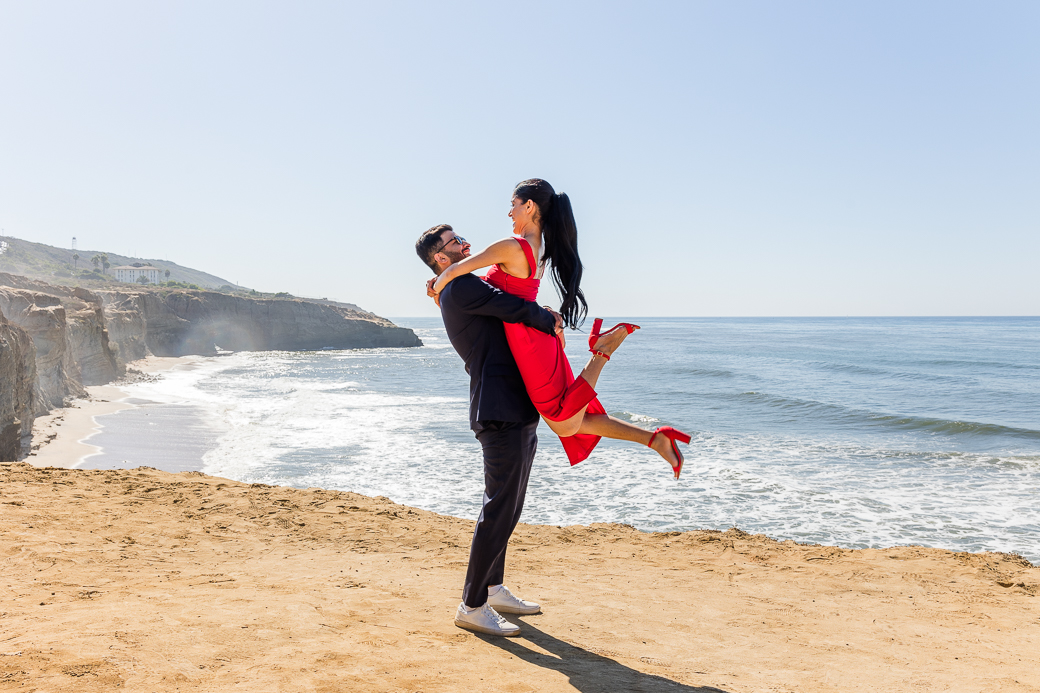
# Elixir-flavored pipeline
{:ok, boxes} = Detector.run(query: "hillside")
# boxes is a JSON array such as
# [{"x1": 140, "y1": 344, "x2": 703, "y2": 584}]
[{"x1": 0, "y1": 236, "x2": 240, "y2": 290}]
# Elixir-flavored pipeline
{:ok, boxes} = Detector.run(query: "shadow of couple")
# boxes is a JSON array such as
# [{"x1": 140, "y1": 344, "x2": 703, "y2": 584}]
[{"x1": 474, "y1": 616, "x2": 732, "y2": 693}]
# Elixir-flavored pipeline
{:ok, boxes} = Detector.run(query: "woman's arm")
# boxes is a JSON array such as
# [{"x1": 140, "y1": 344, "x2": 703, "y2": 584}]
[
  {"x1": 445, "y1": 275, "x2": 559, "y2": 336},
  {"x1": 431, "y1": 238, "x2": 527, "y2": 295}
]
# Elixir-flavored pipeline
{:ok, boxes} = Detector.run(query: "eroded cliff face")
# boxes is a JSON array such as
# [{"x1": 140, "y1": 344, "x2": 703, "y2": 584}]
[
  {"x1": 0, "y1": 274, "x2": 421, "y2": 459},
  {"x1": 0, "y1": 289, "x2": 87, "y2": 409},
  {"x1": 0, "y1": 313, "x2": 40, "y2": 461},
  {"x1": 0, "y1": 274, "x2": 120, "y2": 406},
  {"x1": 99, "y1": 290, "x2": 422, "y2": 356}
]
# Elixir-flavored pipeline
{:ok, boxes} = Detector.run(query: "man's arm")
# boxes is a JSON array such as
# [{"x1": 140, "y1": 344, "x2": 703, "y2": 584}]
[{"x1": 445, "y1": 276, "x2": 557, "y2": 336}]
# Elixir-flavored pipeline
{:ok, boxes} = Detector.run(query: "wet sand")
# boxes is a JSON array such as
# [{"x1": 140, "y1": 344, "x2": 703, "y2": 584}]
[
  {"x1": 1, "y1": 462, "x2": 1038, "y2": 692},
  {"x1": 28, "y1": 356, "x2": 210, "y2": 470}
]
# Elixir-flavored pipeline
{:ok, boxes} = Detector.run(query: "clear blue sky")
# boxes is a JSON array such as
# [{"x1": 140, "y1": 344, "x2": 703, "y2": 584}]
[{"x1": 1, "y1": 1, "x2": 1037, "y2": 317}]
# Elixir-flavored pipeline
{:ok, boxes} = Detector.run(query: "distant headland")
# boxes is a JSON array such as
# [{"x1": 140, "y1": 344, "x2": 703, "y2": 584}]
[{"x1": 0, "y1": 237, "x2": 421, "y2": 461}]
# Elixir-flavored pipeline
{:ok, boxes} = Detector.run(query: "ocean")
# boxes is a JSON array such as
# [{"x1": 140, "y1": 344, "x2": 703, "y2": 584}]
[{"x1": 81, "y1": 317, "x2": 1040, "y2": 562}]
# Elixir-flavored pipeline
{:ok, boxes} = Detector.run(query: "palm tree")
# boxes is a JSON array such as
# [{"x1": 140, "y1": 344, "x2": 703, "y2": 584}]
[
  {"x1": 72, "y1": 253, "x2": 80, "y2": 268},
  {"x1": 100, "y1": 254, "x2": 110, "y2": 274},
  {"x1": 91, "y1": 255, "x2": 100, "y2": 271},
  {"x1": 165, "y1": 269, "x2": 171, "y2": 281}
]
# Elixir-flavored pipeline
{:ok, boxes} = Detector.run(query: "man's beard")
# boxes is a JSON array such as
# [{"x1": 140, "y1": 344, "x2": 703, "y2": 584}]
[{"x1": 443, "y1": 249, "x2": 468, "y2": 264}]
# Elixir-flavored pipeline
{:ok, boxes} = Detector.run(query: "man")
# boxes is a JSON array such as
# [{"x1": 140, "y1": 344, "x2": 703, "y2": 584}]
[{"x1": 415, "y1": 224, "x2": 562, "y2": 637}]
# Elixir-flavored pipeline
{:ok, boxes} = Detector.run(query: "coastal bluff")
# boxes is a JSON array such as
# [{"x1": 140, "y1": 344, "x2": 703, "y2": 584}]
[{"x1": 0, "y1": 272, "x2": 421, "y2": 460}]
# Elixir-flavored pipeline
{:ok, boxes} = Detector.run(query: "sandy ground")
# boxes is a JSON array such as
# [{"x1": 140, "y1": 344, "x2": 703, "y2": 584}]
[
  {"x1": 1, "y1": 462, "x2": 1038, "y2": 693},
  {"x1": 27, "y1": 356, "x2": 206, "y2": 469}
]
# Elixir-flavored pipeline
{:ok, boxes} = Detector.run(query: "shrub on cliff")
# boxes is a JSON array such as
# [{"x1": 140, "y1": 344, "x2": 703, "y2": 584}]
[{"x1": 159, "y1": 280, "x2": 201, "y2": 290}]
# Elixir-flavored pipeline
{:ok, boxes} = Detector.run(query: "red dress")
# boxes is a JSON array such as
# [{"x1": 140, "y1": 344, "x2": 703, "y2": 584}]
[{"x1": 484, "y1": 237, "x2": 605, "y2": 465}]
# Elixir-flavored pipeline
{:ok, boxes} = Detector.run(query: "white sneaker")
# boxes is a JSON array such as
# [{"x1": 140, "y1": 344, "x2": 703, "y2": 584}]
[
  {"x1": 487, "y1": 585, "x2": 541, "y2": 615},
  {"x1": 454, "y1": 602, "x2": 521, "y2": 637}
]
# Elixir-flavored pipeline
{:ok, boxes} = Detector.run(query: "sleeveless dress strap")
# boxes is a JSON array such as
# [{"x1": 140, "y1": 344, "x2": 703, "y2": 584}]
[{"x1": 514, "y1": 237, "x2": 538, "y2": 279}]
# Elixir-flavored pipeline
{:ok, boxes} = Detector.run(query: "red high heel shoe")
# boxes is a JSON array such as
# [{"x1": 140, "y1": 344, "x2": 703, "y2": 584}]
[
  {"x1": 587, "y1": 318, "x2": 640, "y2": 360},
  {"x1": 648, "y1": 427, "x2": 692, "y2": 480}
]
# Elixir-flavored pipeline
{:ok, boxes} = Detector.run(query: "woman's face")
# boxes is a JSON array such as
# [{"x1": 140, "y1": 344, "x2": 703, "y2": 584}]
[{"x1": 508, "y1": 195, "x2": 536, "y2": 232}]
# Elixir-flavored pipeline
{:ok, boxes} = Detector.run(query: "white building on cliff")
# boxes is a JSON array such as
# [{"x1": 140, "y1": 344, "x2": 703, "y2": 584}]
[{"x1": 113, "y1": 264, "x2": 164, "y2": 284}]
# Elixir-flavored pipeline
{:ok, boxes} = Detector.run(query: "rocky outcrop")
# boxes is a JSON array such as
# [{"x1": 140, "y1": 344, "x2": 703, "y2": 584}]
[
  {"x1": 0, "y1": 273, "x2": 421, "y2": 459},
  {"x1": 100, "y1": 292, "x2": 149, "y2": 364},
  {"x1": 0, "y1": 276, "x2": 120, "y2": 406},
  {"x1": 99, "y1": 290, "x2": 422, "y2": 356},
  {"x1": 0, "y1": 289, "x2": 86, "y2": 409},
  {"x1": 64, "y1": 293, "x2": 120, "y2": 385},
  {"x1": 0, "y1": 312, "x2": 39, "y2": 461}
]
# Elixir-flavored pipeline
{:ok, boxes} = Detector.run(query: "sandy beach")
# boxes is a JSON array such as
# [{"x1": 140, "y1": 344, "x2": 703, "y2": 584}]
[
  {"x1": 27, "y1": 356, "x2": 209, "y2": 470},
  {"x1": 1, "y1": 458, "x2": 1038, "y2": 692}
]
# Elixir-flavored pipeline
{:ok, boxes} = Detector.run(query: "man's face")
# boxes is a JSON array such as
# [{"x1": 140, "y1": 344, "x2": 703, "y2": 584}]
[{"x1": 436, "y1": 230, "x2": 471, "y2": 265}]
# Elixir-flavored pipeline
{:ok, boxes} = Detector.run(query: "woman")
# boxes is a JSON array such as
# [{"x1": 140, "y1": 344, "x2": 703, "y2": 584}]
[{"x1": 428, "y1": 179, "x2": 690, "y2": 478}]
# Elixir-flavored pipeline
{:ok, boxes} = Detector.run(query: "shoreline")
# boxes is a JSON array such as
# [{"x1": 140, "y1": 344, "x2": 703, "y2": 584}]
[
  {"x1": 23, "y1": 352, "x2": 1038, "y2": 565},
  {"x1": 1, "y1": 462, "x2": 1037, "y2": 691},
  {"x1": 26, "y1": 355, "x2": 208, "y2": 469}
]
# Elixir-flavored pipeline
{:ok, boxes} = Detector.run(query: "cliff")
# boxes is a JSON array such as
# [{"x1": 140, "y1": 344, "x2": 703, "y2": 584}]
[
  {"x1": 99, "y1": 290, "x2": 421, "y2": 356},
  {"x1": 0, "y1": 272, "x2": 421, "y2": 461},
  {"x1": 0, "y1": 313, "x2": 39, "y2": 460}
]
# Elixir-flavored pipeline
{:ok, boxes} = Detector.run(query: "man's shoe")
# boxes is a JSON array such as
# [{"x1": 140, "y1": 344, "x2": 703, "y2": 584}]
[
  {"x1": 454, "y1": 602, "x2": 520, "y2": 637},
  {"x1": 487, "y1": 585, "x2": 541, "y2": 615}
]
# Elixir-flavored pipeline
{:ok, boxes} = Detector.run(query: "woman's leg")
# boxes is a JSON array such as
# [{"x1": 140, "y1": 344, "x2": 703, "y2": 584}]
[
  {"x1": 576, "y1": 413, "x2": 681, "y2": 470},
  {"x1": 578, "y1": 327, "x2": 631, "y2": 390},
  {"x1": 540, "y1": 326, "x2": 633, "y2": 437}
]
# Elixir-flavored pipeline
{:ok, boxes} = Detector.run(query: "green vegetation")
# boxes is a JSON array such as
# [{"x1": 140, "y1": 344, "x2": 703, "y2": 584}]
[{"x1": 159, "y1": 280, "x2": 201, "y2": 290}]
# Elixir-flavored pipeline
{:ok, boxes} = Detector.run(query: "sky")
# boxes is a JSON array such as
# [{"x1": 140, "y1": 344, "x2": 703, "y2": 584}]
[{"x1": 1, "y1": 1, "x2": 1037, "y2": 318}]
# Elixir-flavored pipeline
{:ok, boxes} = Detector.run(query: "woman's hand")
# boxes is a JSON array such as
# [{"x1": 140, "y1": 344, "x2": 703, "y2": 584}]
[{"x1": 426, "y1": 277, "x2": 441, "y2": 307}]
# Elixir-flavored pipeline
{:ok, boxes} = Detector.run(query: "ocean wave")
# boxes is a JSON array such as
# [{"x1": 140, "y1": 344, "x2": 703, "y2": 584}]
[
  {"x1": 724, "y1": 391, "x2": 1040, "y2": 440},
  {"x1": 865, "y1": 414, "x2": 1040, "y2": 440},
  {"x1": 917, "y1": 358, "x2": 1040, "y2": 371},
  {"x1": 612, "y1": 411, "x2": 662, "y2": 426},
  {"x1": 813, "y1": 361, "x2": 891, "y2": 378}
]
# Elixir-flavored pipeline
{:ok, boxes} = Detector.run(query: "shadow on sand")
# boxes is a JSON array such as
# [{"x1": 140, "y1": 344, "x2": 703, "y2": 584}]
[{"x1": 475, "y1": 617, "x2": 732, "y2": 693}]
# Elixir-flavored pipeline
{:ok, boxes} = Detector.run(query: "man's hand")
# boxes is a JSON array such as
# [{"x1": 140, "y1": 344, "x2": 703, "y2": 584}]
[
  {"x1": 543, "y1": 306, "x2": 565, "y2": 346},
  {"x1": 543, "y1": 306, "x2": 564, "y2": 333},
  {"x1": 540, "y1": 308, "x2": 565, "y2": 347}
]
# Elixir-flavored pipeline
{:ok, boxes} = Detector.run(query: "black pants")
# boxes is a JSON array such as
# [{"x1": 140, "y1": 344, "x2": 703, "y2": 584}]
[{"x1": 462, "y1": 416, "x2": 539, "y2": 609}]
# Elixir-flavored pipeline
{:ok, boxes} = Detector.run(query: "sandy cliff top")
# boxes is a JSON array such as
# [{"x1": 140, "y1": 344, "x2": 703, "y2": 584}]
[{"x1": 1, "y1": 463, "x2": 1037, "y2": 692}]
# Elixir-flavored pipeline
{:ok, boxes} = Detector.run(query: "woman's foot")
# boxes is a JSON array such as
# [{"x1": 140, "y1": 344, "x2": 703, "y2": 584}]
[
  {"x1": 649, "y1": 433, "x2": 682, "y2": 475},
  {"x1": 647, "y1": 427, "x2": 692, "y2": 480},
  {"x1": 589, "y1": 324, "x2": 635, "y2": 359}
]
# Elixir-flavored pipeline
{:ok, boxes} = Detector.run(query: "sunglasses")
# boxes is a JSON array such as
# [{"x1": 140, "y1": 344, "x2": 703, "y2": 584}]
[{"x1": 436, "y1": 234, "x2": 467, "y2": 253}]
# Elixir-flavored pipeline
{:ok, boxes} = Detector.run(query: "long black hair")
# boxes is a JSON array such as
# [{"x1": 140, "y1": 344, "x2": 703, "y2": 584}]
[{"x1": 513, "y1": 178, "x2": 588, "y2": 329}]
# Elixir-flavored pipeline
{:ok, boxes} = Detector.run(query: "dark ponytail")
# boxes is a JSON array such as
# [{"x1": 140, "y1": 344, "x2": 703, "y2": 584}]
[{"x1": 513, "y1": 178, "x2": 588, "y2": 329}]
